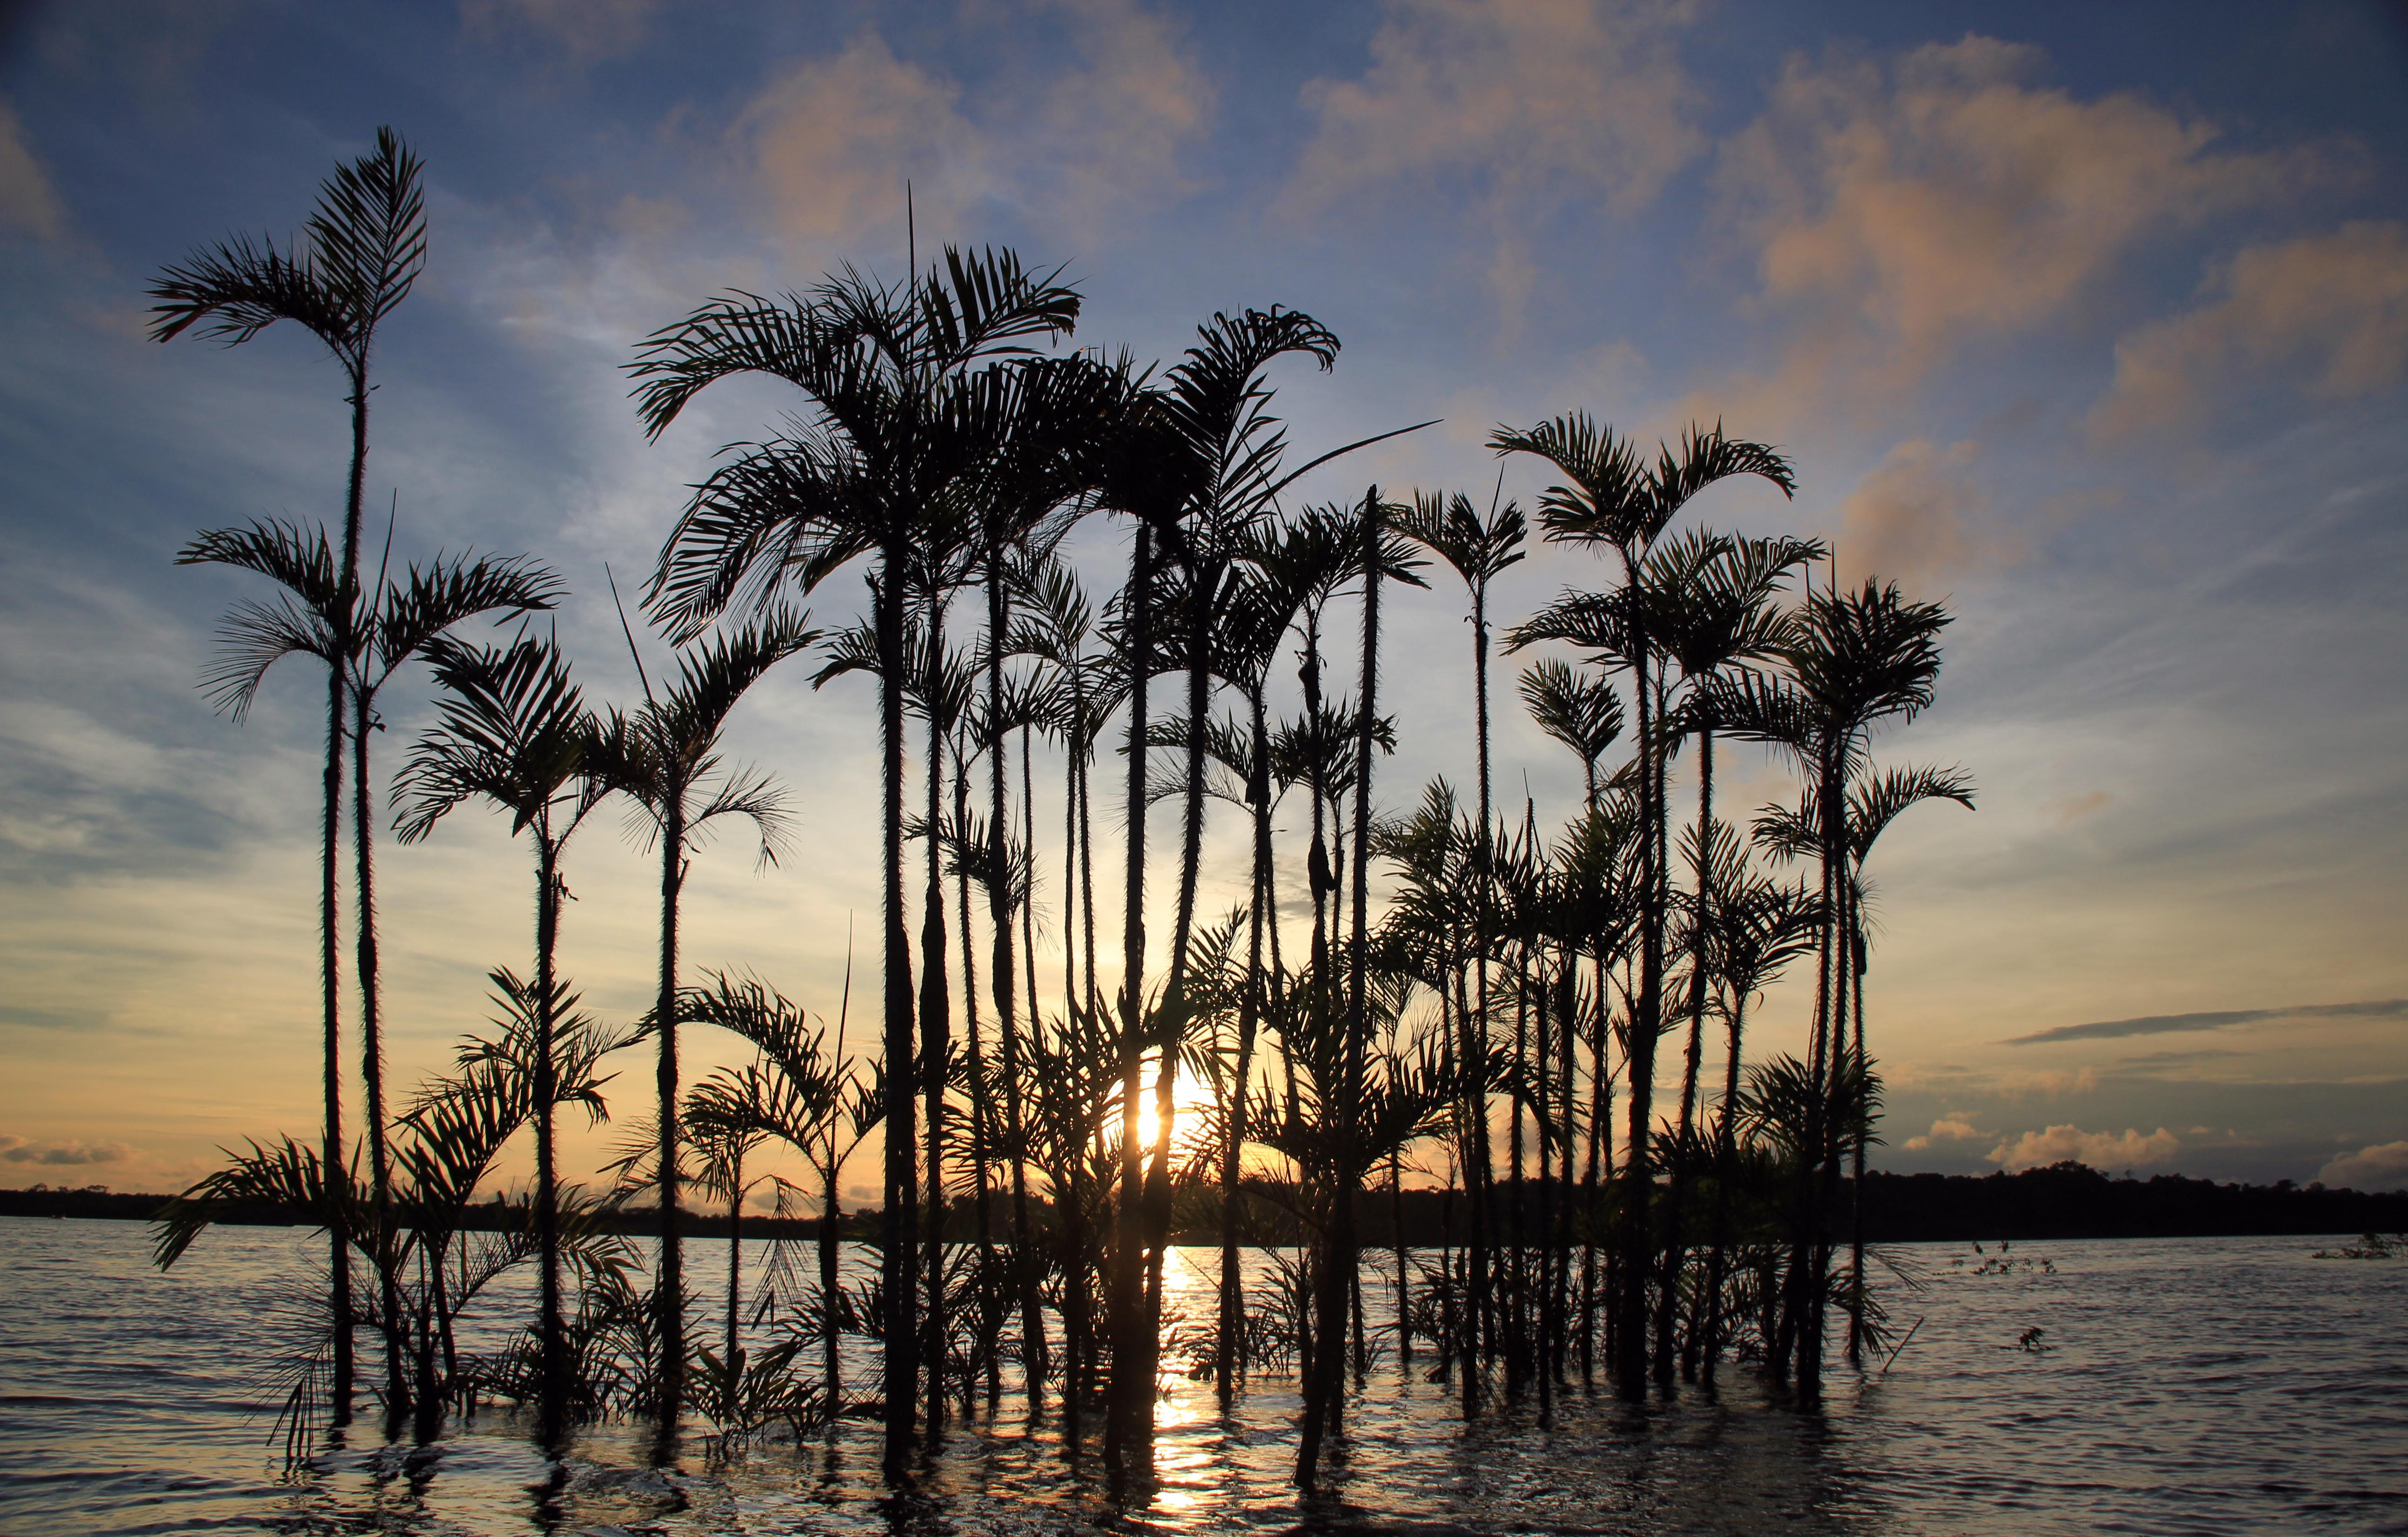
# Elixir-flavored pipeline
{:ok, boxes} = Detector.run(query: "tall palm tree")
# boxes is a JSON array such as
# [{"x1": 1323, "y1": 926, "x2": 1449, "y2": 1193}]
[
  {"x1": 633, "y1": 247, "x2": 1083, "y2": 1465},
  {"x1": 1400, "y1": 489, "x2": 1524, "y2": 1411},
  {"x1": 1490, "y1": 417, "x2": 1793, "y2": 1395},
  {"x1": 393, "y1": 631, "x2": 600, "y2": 1441},
  {"x1": 1630, "y1": 529, "x2": 1819, "y2": 1385},
  {"x1": 1755, "y1": 762, "x2": 1973, "y2": 1364},
  {"x1": 153, "y1": 127, "x2": 427, "y2": 1410},
  {"x1": 585, "y1": 608, "x2": 815, "y2": 1437},
  {"x1": 346, "y1": 548, "x2": 561, "y2": 1415},
  {"x1": 1707, "y1": 575, "x2": 1950, "y2": 1403}
]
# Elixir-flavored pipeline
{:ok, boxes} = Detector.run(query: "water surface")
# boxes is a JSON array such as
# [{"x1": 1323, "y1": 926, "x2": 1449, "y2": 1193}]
[{"x1": 3, "y1": 1217, "x2": 2401, "y2": 1535}]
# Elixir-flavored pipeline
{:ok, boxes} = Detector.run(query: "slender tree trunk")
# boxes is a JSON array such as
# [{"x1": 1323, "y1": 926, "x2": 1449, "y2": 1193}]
[
  {"x1": 875, "y1": 560, "x2": 920, "y2": 1472},
  {"x1": 985, "y1": 557, "x2": 1045, "y2": 1408},
  {"x1": 1468, "y1": 576, "x2": 1496, "y2": 1412},
  {"x1": 533, "y1": 837, "x2": 565, "y2": 1446},
  {"x1": 655, "y1": 798, "x2": 686, "y2": 1440},
  {"x1": 1848, "y1": 912, "x2": 1870, "y2": 1368},
  {"x1": 725, "y1": 1153, "x2": 745, "y2": 1396},
  {"x1": 1700, "y1": 993, "x2": 1749, "y2": 1387},
  {"x1": 321, "y1": 656, "x2": 353, "y2": 1419},
  {"x1": 920, "y1": 596, "x2": 951, "y2": 1444},
  {"x1": 324, "y1": 361, "x2": 372, "y2": 1423},
  {"x1": 1617, "y1": 549, "x2": 1660, "y2": 1399},
  {"x1": 1106, "y1": 524, "x2": 1152, "y2": 1481},
  {"x1": 349, "y1": 682, "x2": 405, "y2": 1421},
  {"x1": 953, "y1": 753, "x2": 999, "y2": 1407},
  {"x1": 820, "y1": 1154, "x2": 843, "y2": 1407}
]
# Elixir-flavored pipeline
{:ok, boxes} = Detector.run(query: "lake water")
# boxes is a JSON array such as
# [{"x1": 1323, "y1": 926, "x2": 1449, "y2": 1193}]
[{"x1": 2, "y1": 1216, "x2": 2402, "y2": 1535}]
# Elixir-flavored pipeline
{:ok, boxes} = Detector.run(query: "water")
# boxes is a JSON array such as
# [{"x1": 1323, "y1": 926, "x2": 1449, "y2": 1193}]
[{"x1": 3, "y1": 1215, "x2": 2403, "y2": 1535}]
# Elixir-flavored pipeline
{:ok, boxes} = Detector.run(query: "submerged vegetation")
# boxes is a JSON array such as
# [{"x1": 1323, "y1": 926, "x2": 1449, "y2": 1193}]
[{"x1": 149, "y1": 129, "x2": 1983, "y2": 1487}]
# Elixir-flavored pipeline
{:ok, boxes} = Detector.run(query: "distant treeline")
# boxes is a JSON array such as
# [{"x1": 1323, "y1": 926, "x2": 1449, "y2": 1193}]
[{"x1": 13, "y1": 1162, "x2": 2403, "y2": 1245}]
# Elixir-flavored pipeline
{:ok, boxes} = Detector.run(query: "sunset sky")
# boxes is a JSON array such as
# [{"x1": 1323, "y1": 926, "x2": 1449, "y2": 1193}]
[{"x1": 2, "y1": 0, "x2": 2404, "y2": 1200}]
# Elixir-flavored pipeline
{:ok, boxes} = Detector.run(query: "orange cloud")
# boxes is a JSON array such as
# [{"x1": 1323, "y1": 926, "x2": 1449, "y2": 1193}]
[
  {"x1": 2088, "y1": 221, "x2": 2408, "y2": 440},
  {"x1": 1703, "y1": 37, "x2": 2333, "y2": 430},
  {"x1": 1831, "y1": 437, "x2": 2018, "y2": 586},
  {"x1": 0, "y1": 98, "x2": 66, "y2": 242},
  {"x1": 1281, "y1": 0, "x2": 1705, "y2": 331},
  {"x1": 1903, "y1": 1115, "x2": 1980, "y2": 1151},
  {"x1": 1987, "y1": 1123, "x2": 2179, "y2": 1172},
  {"x1": 739, "y1": 3, "x2": 1212, "y2": 258}
]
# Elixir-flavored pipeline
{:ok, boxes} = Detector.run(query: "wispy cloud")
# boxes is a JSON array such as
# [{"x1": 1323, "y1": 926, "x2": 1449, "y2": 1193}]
[
  {"x1": 2088, "y1": 221, "x2": 2408, "y2": 440},
  {"x1": 2007, "y1": 998, "x2": 2408, "y2": 1046}
]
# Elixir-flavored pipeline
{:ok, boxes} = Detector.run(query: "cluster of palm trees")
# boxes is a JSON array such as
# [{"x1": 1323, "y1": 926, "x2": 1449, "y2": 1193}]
[{"x1": 149, "y1": 130, "x2": 1973, "y2": 1486}]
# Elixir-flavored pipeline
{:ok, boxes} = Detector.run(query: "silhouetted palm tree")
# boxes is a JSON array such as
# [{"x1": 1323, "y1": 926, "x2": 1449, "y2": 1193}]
[
  {"x1": 1491, "y1": 416, "x2": 1793, "y2": 1394},
  {"x1": 393, "y1": 631, "x2": 600, "y2": 1440},
  {"x1": 153, "y1": 128, "x2": 427, "y2": 1408},
  {"x1": 633, "y1": 248, "x2": 1082, "y2": 1464},
  {"x1": 1401, "y1": 489, "x2": 1526, "y2": 1410},
  {"x1": 1708, "y1": 575, "x2": 1949, "y2": 1403},
  {"x1": 586, "y1": 609, "x2": 814, "y2": 1435}
]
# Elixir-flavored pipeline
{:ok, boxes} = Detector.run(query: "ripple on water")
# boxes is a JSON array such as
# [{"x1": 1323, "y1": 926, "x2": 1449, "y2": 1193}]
[{"x1": 3, "y1": 1220, "x2": 2405, "y2": 1535}]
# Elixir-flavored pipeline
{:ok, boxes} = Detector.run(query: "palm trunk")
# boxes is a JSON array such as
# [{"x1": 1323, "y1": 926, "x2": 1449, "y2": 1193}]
[
  {"x1": 1467, "y1": 575, "x2": 1495, "y2": 1412},
  {"x1": 1105, "y1": 523, "x2": 1151, "y2": 1480},
  {"x1": 953, "y1": 751, "x2": 998, "y2": 1406},
  {"x1": 1617, "y1": 546, "x2": 1660, "y2": 1399},
  {"x1": 349, "y1": 682, "x2": 404, "y2": 1419},
  {"x1": 1848, "y1": 908, "x2": 1869, "y2": 1368},
  {"x1": 325, "y1": 360, "x2": 371, "y2": 1423},
  {"x1": 1012, "y1": 720, "x2": 1047, "y2": 1406},
  {"x1": 321, "y1": 654, "x2": 352, "y2": 1418},
  {"x1": 820, "y1": 1153, "x2": 843, "y2": 1406},
  {"x1": 875, "y1": 557, "x2": 919, "y2": 1471},
  {"x1": 655, "y1": 797, "x2": 686, "y2": 1436},
  {"x1": 985, "y1": 558, "x2": 1045, "y2": 1408},
  {"x1": 533, "y1": 836, "x2": 565, "y2": 1445},
  {"x1": 920, "y1": 595, "x2": 951, "y2": 1443},
  {"x1": 725, "y1": 1152, "x2": 745, "y2": 1394}
]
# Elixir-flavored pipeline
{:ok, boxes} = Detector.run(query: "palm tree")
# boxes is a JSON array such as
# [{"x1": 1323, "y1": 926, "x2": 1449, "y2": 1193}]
[
  {"x1": 153, "y1": 127, "x2": 427, "y2": 1410},
  {"x1": 585, "y1": 608, "x2": 814, "y2": 1437},
  {"x1": 393, "y1": 631, "x2": 601, "y2": 1441},
  {"x1": 633, "y1": 247, "x2": 1083, "y2": 1465},
  {"x1": 1490, "y1": 416, "x2": 1794, "y2": 1395},
  {"x1": 1756, "y1": 762, "x2": 1972, "y2": 1364},
  {"x1": 343, "y1": 548, "x2": 562, "y2": 1414},
  {"x1": 1707, "y1": 575, "x2": 1950, "y2": 1403},
  {"x1": 1399, "y1": 488, "x2": 1526, "y2": 1411}
]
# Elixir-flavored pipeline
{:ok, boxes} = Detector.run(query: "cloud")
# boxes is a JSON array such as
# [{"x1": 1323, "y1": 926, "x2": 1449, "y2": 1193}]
[
  {"x1": 1832, "y1": 437, "x2": 2020, "y2": 585},
  {"x1": 2088, "y1": 221, "x2": 2408, "y2": 439},
  {"x1": 459, "y1": 0, "x2": 660, "y2": 66},
  {"x1": 1708, "y1": 36, "x2": 2328, "y2": 422},
  {"x1": 2007, "y1": 997, "x2": 2408, "y2": 1046},
  {"x1": 0, "y1": 1133, "x2": 136, "y2": 1166},
  {"x1": 1903, "y1": 1115, "x2": 1980, "y2": 1152},
  {"x1": 2318, "y1": 1140, "x2": 2408, "y2": 1192},
  {"x1": 744, "y1": 33, "x2": 978, "y2": 251},
  {"x1": 1281, "y1": 0, "x2": 1704, "y2": 328},
  {"x1": 1987, "y1": 1123, "x2": 2180, "y2": 1172},
  {"x1": 0, "y1": 97, "x2": 66, "y2": 242},
  {"x1": 739, "y1": 4, "x2": 1212, "y2": 256}
]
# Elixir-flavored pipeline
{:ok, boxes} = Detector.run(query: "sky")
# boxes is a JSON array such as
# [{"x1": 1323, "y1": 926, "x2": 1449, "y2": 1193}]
[{"x1": 1, "y1": 0, "x2": 2404, "y2": 1201}]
